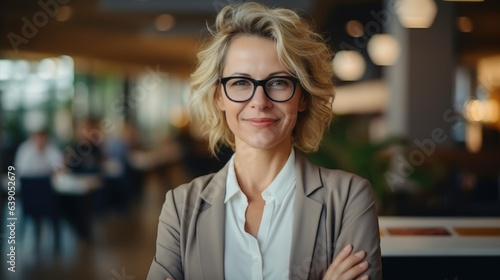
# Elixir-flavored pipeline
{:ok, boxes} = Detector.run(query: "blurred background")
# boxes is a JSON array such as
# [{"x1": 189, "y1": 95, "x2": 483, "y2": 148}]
[{"x1": 1, "y1": 0, "x2": 499, "y2": 279}]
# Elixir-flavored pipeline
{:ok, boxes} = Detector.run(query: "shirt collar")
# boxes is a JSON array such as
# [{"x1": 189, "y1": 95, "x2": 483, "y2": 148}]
[
  {"x1": 224, "y1": 154, "x2": 240, "y2": 203},
  {"x1": 224, "y1": 148, "x2": 296, "y2": 204},
  {"x1": 264, "y1": 148, "x2": 295, "y2": 204}
]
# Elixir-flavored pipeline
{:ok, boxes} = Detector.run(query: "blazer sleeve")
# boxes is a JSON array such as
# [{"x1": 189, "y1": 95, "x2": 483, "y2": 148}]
[
  {"x1": 333, "y1": 178, "x2": 382, "y2": 280},
  {"x1": 147, "y1": 189, "x2": 184, "y2": 280}
]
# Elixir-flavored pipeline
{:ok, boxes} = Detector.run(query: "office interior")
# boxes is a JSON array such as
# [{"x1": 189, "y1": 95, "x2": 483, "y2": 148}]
[{"x1": 1, "y1": 0, "x2": 499, "y2": 279}]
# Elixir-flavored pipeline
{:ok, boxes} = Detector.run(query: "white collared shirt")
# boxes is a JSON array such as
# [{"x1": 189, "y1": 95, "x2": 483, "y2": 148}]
[
  {"x1": 14, "y1": 139, "x2": 63, "y2": 177},
  {"x1": 224, "y1": 149, "x2": 297, "y2": 280}
]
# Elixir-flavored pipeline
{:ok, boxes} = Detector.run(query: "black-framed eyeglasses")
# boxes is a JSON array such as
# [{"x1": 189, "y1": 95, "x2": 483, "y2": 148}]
[{"x1": 219, "y1": 76, "x2": 299, "y2": 103}]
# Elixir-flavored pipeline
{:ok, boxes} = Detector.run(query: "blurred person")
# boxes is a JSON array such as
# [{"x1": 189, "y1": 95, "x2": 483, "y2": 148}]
[
  {"x1": 101, "y1": 120, "x2": 145, "y2": 213},
  {"x1": 104, "y1": 121, "x2": 143, "y2": 162},
  {"x1": 177, "y1": 123, "x2": 233, "y2": 179},
  {"x1": 68, "y1": 118, "x2": 104, "y2": 174},
  {"x1": 103, "y1": 120, "x2": 143, "y2": 178},
  {"x1": 14, "y1": 129, "x2": 63, "y2": 177},
  {"x1": 148, "y1": 2, "x2": 381, "y2": 280},
  {"x1": 14, "y1": 129, "x2": 63, "y2": 251},
  {"x1": 52, "y1": 118, "x2": 105, "y2": 241}
]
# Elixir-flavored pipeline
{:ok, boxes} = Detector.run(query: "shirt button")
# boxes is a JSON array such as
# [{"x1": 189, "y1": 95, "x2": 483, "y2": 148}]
[{"x1": 262, "y1": 192, "x2": 270, "y2": 199}]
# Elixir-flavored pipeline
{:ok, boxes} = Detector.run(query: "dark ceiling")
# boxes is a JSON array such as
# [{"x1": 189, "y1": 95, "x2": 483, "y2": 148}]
[{"x1": 2, "y1": 0, "x2": 499, "y2": 77}]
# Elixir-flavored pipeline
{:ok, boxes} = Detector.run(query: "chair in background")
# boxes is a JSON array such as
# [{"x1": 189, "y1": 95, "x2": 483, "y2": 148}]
[{"x1": 20, "y1": 176, "x2": 61, "y2": 251}]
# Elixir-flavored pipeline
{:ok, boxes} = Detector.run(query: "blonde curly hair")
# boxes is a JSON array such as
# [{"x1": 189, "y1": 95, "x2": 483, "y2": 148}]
[{"x1": 189, "y1": 1, "x2": 335, "y2": 155}]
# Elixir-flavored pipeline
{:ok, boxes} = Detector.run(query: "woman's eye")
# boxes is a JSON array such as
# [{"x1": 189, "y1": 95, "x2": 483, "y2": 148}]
[
  {"x1": 269, "y1": 79, "x2": 290, "y2": 87},
  {"x1": 230, "y1": 79, "x2": 250, "y2": 86}
]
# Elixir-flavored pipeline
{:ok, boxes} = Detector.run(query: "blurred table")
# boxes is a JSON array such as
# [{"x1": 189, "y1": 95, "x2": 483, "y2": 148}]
[
  {"x1": 51, "y1": 173, "x2": 102, "y2": 241},
  {"x1": 379, "y1": 216, "x2": 500, "y2": 279},
  {"x1": 51, "y1": 173, "x2": 102, "y2": 195},
  {"x1": 379, "y1": 216, "x2": 500, "y2": 256}
]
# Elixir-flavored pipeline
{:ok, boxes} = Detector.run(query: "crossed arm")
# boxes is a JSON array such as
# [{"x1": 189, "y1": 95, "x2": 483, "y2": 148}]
[
  {"x1": 165, "y1": 247, "x2": 370, "y2": 280},
  {"x1": 149, "y1": 174, "x2": 381, "y2": 280}
]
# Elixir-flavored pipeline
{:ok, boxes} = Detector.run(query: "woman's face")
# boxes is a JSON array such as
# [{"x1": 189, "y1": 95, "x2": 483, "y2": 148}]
[{"x1": 216, "y1": 35, "x2": 307, "y2": 152}]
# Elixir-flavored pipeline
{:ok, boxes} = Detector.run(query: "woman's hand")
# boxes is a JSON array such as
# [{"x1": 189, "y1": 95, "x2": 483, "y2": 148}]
[{"x1": 322, "y1": 244, "x2": 369, "y2": 280}]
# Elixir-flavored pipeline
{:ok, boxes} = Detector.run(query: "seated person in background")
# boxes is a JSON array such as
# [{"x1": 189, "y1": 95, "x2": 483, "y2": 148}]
[
  {"x1": 148, "y1": 2, "x2": 382, "y2": 280},
  {"x1": 14, "y1": 129, "x2": 63, "y2": 177},
  {"x1": 69, "y1": 118, "x2": 104, "y2": 174},
  {"x1": 14, "y1": 128, "x2": 64, "y2": 249}
]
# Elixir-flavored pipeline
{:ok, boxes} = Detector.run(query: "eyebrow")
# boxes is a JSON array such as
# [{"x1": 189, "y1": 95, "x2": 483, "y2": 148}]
[{"x1": 228, "y1": 71, "x2": 291, "y2": 78}]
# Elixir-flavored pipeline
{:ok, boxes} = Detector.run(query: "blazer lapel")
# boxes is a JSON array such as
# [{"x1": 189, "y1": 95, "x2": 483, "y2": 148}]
[
  {"x1": 196, "y1": 164, "x2": 228, "y2": 280},
  {"x1": 290, "y1": 151, "x2": 323, "y2": 279},
  {"x1": 193, "y1": 152, "x2": 324, "y2": 279}
]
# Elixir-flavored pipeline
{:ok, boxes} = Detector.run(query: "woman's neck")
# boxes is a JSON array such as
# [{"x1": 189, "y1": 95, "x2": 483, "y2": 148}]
[{"x1": 233, "y1": 144, "x2": 292, "y2": 197}]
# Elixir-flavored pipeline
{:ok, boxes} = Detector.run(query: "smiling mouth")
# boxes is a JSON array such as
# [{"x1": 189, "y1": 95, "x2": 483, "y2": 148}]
[{"x1": 245, "y1": 118, "x2": 278, "y2": 127}]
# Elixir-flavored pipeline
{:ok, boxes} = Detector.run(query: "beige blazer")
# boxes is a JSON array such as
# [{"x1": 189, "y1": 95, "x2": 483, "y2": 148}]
[{"x1": 147, "y1": 150, "x2": 382, "y2": 280}]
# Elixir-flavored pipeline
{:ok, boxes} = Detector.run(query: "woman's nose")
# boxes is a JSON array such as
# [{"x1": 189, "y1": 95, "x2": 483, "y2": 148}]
[{"x1": 250, "y1": 85, "x2": 273, "y2": 109}]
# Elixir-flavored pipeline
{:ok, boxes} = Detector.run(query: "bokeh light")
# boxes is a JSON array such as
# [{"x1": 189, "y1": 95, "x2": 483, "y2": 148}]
[
  {"x1": 155, "y1": 14, "x2": 175, "y2": 31},
  {"x1": 346, "y1": 20, "x2": 364, "y2": 38},
  {"x1": 367, "y1": 34, "x2": 400, "y2": 66},
  {"x1": 55, "y1": 6, "x2": 73, "y2": 22},
  {"x1": 457, "y1": 16, "x2": 473, "y2": 33},
  {"x1": 396, "y1": 0, "x2": 438, "y2": 28},
  {"x1": 332, "y1": 50, "x2": 366, "y2": 81}
]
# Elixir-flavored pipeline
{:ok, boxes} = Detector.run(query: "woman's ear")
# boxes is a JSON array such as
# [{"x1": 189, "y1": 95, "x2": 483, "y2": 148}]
[
  {"x1": 215, "y1": 86, "x2": 226, "y2": 111},
  {"x1": 298, "y1": 93, "x2": 308, "y2": 112}
]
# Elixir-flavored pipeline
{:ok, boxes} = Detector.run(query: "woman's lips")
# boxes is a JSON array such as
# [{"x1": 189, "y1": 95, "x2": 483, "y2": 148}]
[{"x1": 245, "y1": 118, "x2": 278, "y2": 127}]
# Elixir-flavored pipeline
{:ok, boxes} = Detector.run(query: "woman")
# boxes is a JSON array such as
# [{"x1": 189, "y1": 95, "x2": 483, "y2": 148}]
[{"x1": 147, "y1": 2, "x2": 382, "y2": 280}]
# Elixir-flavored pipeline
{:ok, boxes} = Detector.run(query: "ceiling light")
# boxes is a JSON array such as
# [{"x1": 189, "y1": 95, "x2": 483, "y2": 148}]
[
  {"x1": 346, "y1": 20, "x2": 364, "y2": 38},
  {"x1": 396, "y1": 0, "x2": 437, "y2": 28},
  {"x1": 457, "y1": 16, "x2": 473, "y2": 33},
  {"x1": 332, "y1": 50, "x2": 366, "y2": 81},
  {"x1": 155, "y1": 14, "x2": 175, "y2": 32},
  {"x1": 367, "y1": 34, "x2": 400, "y2": 66},
  {"x1": 55, "y1": 6, "x2": 73, "y2": 22}
]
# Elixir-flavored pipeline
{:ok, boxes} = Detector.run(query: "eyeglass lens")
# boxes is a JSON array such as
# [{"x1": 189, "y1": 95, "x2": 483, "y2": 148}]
[{"x1": 223, "y1": 77, "x2": 295, "y2": 102}]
